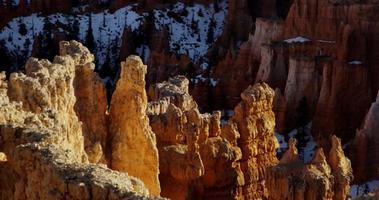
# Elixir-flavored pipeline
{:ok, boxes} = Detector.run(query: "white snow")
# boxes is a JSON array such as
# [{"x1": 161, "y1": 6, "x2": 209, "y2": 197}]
[
  {"x1": 284, "y1": 36, "x2": 311, "y2": 44},
  {"x1": 317, "y1": 39, "x2": 336, "y2": 44},
  {"x1": 153, "y1": 0, "x2": 227, "y2": 61},
  {"x1": 192, "y1": 74, "x2": 219, "y2": 87},
  {"x1": 276, "y1": 122, "x2": 316, "y2": 162},
  {"x1": 200, "y1": 62, "x2": 209, "y2": 70},
  {"x1": 0, "y1": 5, "x2": 144, "y2": 68},
  {"x1": 348, "y1": 60, "x2": 363, "y2": 65},
  {"x1": 275, "y1": 132, "x2": 288, "y2": 153},
  {"x1": 0, "y1": 13, "x2": 44, "y2": 58},
  {"x1": 0, "y1": 1, "x2": 228, "y2": 73},
  {"x1": 135, "y1": 45, "x2": 151, "y2": 63},
  {"x1": 350, "y1": 180, "x2": 379, "y2": 197},
  {"x1": 210, "y1": 78, "x2": 218, "y2": 87}
]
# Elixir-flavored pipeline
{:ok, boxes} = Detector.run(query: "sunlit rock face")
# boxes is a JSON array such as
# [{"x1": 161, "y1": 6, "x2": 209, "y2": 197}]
[
  {"x1": 229, "y1": 83, "x2": 279, "y2": 199},
  {"x1": 0, "y1": 41, "x2": 161, "y2": 199},
  {"x1": 60, "y1": 41, "x2": 109, "y2": 164},
  {"x1": 109, "y1": 55, "x2": 161, "y2": 196}
]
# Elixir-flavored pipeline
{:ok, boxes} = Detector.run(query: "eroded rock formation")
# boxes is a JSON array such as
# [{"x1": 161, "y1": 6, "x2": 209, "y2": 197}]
[
  {"x1": 276, "y1": 56, "x2": 322, "y2": 132},
  {"x1": 266, "y1": 136, "x2": 353, "y2": 200},
  {"x1": 60, "y1": 41, "x2": 109, "y2": 164},
  {"x1": 0, "y1": 42, "x2": 160, "y2": 199},
  {"x1": 109, "y1": 55, "x2": 161, "y2": 196},
  {"x1": 350, "y1": 91, "x2": 379, "y2": 183},
  {"x1": 229, "y1": 83, "x2": 279, "y2": 199},
  {"x1": 211, "y1": 18, "x2": 284, "y2": 109},
  {"x1": 147, "y1": 76, "x2": 243, "y2": 199},
  {"x1": 148, "y1": 79, "x2": 279, "y2": 199}
]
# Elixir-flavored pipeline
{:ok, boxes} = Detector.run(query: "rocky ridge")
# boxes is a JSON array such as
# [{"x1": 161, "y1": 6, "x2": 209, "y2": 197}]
[{"x1": 0, "y1": 40, "x2": 161, "y2": 199}]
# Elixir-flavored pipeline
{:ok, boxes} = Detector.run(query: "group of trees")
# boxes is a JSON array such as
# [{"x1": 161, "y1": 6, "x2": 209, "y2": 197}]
[{"x1": 294, "y1": 97, "x2": 311, "y2": 161}]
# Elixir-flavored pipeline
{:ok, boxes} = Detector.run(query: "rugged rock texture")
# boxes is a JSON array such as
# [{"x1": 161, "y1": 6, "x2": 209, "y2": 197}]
[
  {"x1": 60, "y1": 41, "x2": 109, "y2": 164},
  {"x1": 7, "y1": 52, "x2": 87, "y2": 163},
  {"x1": 249, "y1": 18, "x2": 284, "y2": 60},
  {"x1": 266, "y1": 136, "x2": 353, "y2": 200},
  {"x1": 329, "y1": 135, "x2": 353, "y2": 200},
  {"x1": 350, "y1": 91, "x2": 379, "y2": 183},
  {"x1": 229, "y1": 83, "x2": 279, "y2": 199},
  {"x1": 147, "y1": 76, "x2": 243, "y2": 199},
  {"x1": 148, "y1": 78, "x2": 278, "y2": 199},
  {"x1": 109, "y1": 55, "x2": 161, "y2": 196},
  {"x1": 0, "y1": 43, "x2": 160, "y2": 199}
]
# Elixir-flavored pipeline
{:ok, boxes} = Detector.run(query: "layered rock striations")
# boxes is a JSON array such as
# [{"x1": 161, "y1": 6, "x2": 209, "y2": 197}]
[
  {"x1": 278, "y1": 0, "x2": 377, "y2": 147},
  {"x1": 0, "y1": 42, "x2": 161, "y2": 199},
  {"x1": 275, "y1": 56, "x2": 322, "y2": 132},
  {"x1": 266, "y1": 136, "x2": 353, "y2": 200},
  {"x1": 312, "y1": 58, "x2": 372, "y2": 150},
  {"x1": 211, "y1": 18, "x2": 284, "y2": 109},
  {"x1": 255, "y1": 42, "x2": 288, "y2": 92}
]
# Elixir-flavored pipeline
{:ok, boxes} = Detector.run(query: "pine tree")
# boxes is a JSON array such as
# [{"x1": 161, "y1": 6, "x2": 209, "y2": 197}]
[
  {"x1": 22, "y1": 38, "x2": 31, "y2": 58},
  {"x1": 295, "y1": 97, "x2": 310, "y2": 161},
  {"x1": 10, "y1": 0, "x2": 17, "y2": 9},
  {"x1": 85, "y1": 14, "x2": 95, "y2": 52},
  {"x1": 40, "y1": 17, "x2": 55, "y2": 59},
  {"x1": 207, "y1": 16, "x2": 216, "y2": 44},
  {"x1": 71, "y1": 17, "x2": 80, "y2": 40},
  {"x1": 0, "y1": 39, "x2": 11, "y2": 73},
  {"x1": 214, "y1": 0, "x2": 220, "y2": 13},
  {"x1": 18, "y1": 21, "x2": 27, "y2": 36}
]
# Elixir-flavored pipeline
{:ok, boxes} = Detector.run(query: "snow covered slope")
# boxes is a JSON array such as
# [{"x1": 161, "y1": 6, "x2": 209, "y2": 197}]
[{"x1": 0, "y1": 1, "x2": 227, "y2": 73}]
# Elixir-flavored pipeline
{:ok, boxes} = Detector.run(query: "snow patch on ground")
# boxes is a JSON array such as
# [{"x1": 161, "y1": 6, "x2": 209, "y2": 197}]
[
  {"x1": 284, "y1": 36, "x2": 311, "y2": 44},
  {"x1": 153, "y1": 1, "x2": 227, "y2": 61},
  {"x1": 200, "y1": 62, "x2": 209, "y2": 70},
  {"x1": 210, "y1": 78, "x2": 218, "y2": 86},
  {"x1": 0, "y1": 5, "x2": 143, "y2": 68},
  {"x1": 275, "y1": 122, "x2": 316, "y2": 162},
  {"x1": 348, "y1": 60, "x2": 363, "y2": 65},
  {"x1": 135, "y1": 44, "x2": 150, "y2": 63},
  {"x1": 191, "y1": 74, "x2": 218, "y2": 87},
  {"x1": 275, "y1": 132, "x2": 288, "y2": 154},
  {"x1": 350, "y1": 180, "x2": 379, "y2": 198},
  {"x1": 220, "y1": 109, "x2": 235, "y2": 126},
  {"x1": 0, "y1": 0, "x2": 227, "y2": 71},
  {"x1": 317, "y1": 39, "x2": 336, "y2": 44}
]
